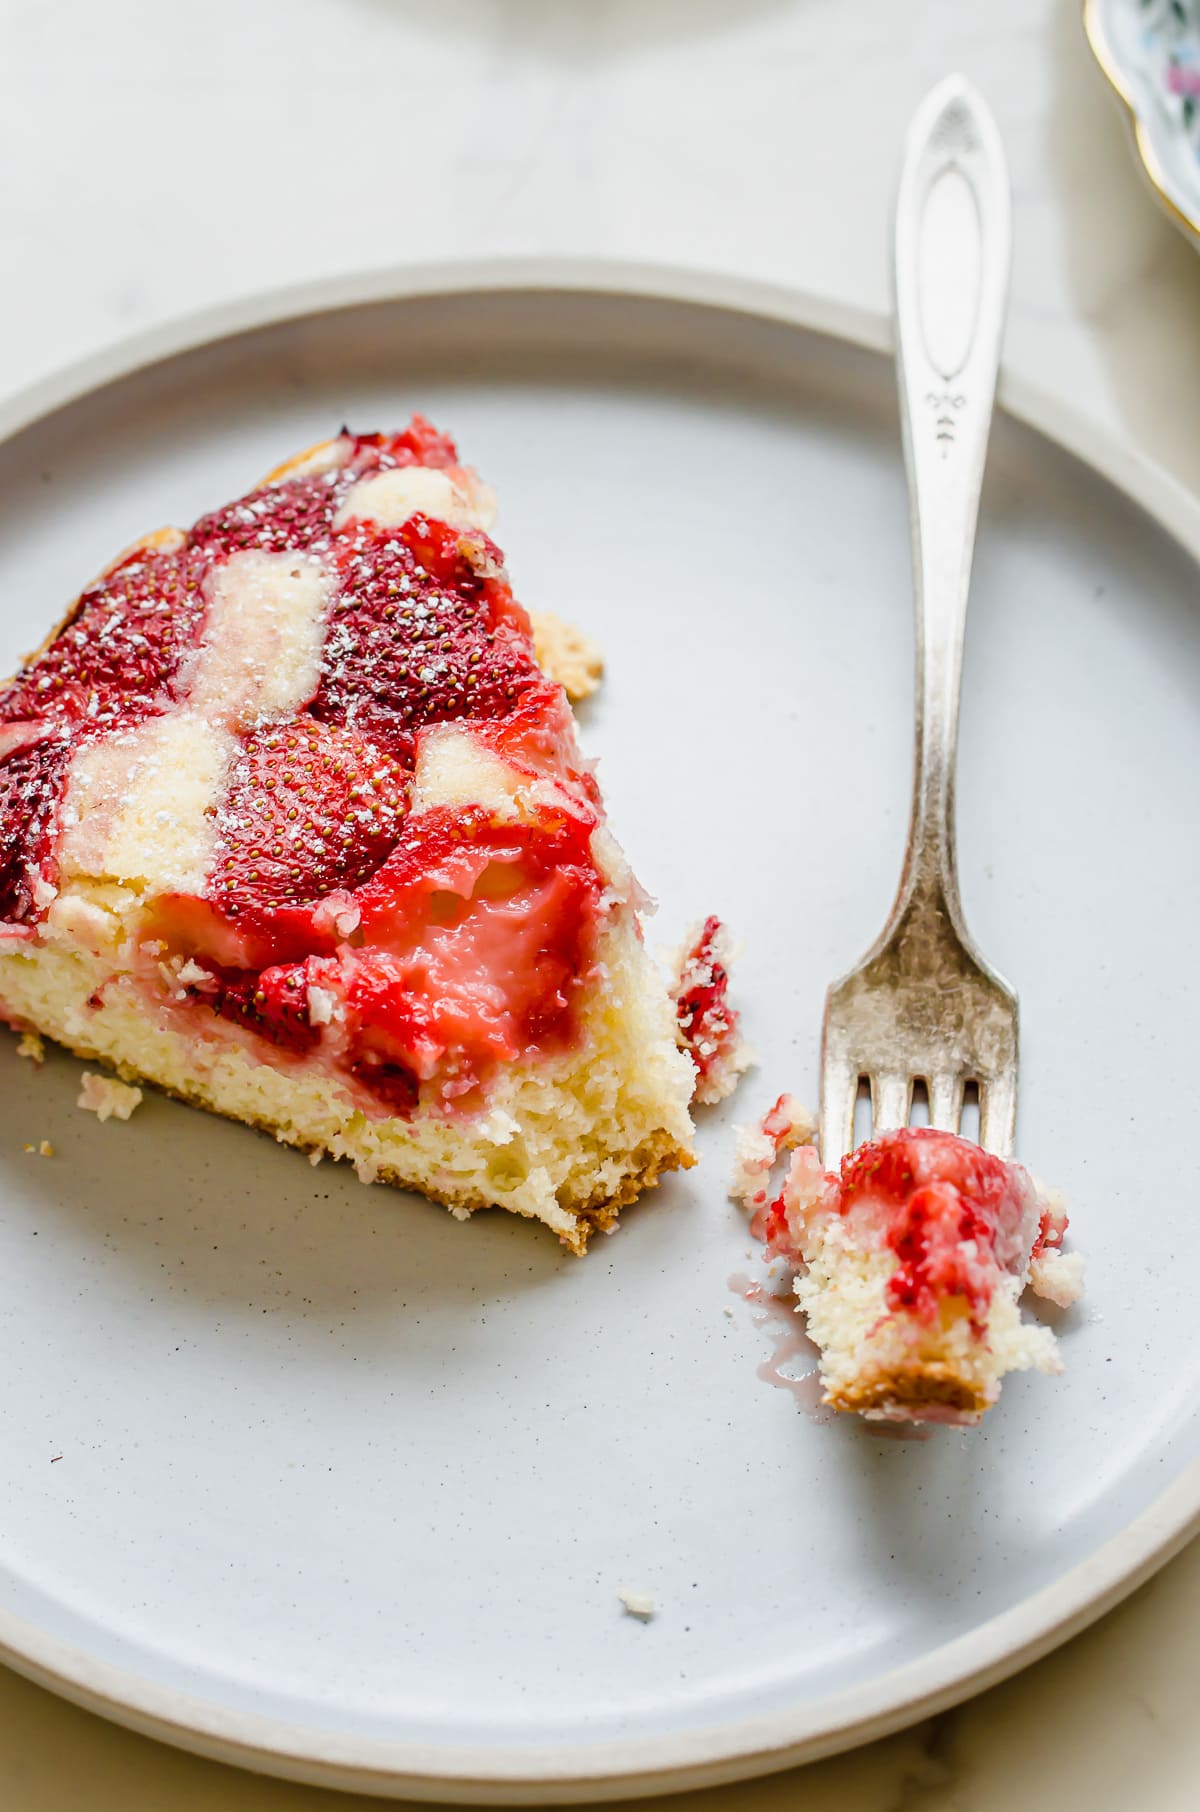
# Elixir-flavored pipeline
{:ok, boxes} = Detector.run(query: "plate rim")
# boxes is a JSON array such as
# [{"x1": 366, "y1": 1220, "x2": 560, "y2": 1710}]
[{"x1": 0, "y1": 254, "x2": 1196, "y2": 1802}]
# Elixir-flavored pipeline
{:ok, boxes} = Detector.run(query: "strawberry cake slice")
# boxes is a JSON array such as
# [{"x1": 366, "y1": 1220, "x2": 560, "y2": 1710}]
[
  {"x1": 0, "y1": 418, "x2": 696, "y2": 1251},
  {"x1": 740, "y1": 1122, "x2": 1082, "y2": 1423}
]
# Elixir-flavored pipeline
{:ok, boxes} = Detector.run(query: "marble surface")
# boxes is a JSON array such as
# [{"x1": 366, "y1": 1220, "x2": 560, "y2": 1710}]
[{"x1": 0, "y1": 0, "x2": 1196, "y2": 1804}]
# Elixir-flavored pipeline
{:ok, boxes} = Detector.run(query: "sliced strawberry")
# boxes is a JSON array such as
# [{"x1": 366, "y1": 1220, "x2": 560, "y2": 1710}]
[
  {"x1": 347, "y1": 416, "x2": 459, "y2": 473},
  {"x1": 207, "y1": 715, "x2": 410, "y2": 929},
  {"x1": 1, "y1": 546, "x2": 209, "y2": 734},
  {"x1": 348, "y1": 1048, "x2": 420, "y2": 1115},
  {"x1": 341, "y1": 804, "x2": 603, "y2": 1106},
  {"x1": 0, "y1": 737, "x2": 71, "y2": 926},
  {"x1": 189, "y1": 472, "x2": 343, "y2": 558},
  {"x1": 311, "y1": 524, "x2": 540, "y2": 755},
  {"x1": 185, "y1": 960, "x2": 321, "y2": 1055},
  {"x1": 185, "y1": 417, "x2": 459, "y2": 557}
]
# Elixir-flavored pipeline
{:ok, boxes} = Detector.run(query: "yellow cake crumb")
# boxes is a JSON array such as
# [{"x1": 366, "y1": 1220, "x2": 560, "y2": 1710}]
[
  {"x1": 531, "y1": 612, "x2": 604, "y2": 702},
  {"x1": 617, "y1": 1587, "x2": 656, "y2": 1621},
  {"x1": 77, "y1": 1072, "x2": 144, "y2": 1123}
]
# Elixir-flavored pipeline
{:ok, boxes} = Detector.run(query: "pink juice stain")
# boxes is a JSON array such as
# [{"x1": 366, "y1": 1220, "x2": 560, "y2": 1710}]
[
  {"x1": 727, "y1": 1273, "x2": 831, "y2": 1420},
  {"x1": 727, "y1": 1273, "x2": 939, "y2": 1437}
]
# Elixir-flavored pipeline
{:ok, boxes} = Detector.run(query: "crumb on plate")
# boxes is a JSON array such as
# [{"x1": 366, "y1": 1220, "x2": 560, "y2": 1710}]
[
  {"x1": 729, "y1": 1093, "x2": 816, "y2": 1210},
  {"x1": 618, "y1": 1587, "x2": 656, "y2": 1621},
  {"x1": 530, "y1": 611, "x2": 604, "y2": 702},
  {"x1": 671, "y1": 917, "x2": 753, "y2": 1105},
  {"x1": 77, "y1": 1072, "x2": 143, "y2": 1123}
]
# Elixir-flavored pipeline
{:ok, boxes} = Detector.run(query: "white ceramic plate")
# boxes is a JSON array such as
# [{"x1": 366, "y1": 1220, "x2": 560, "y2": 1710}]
[{"x1": 0, "y1": 262, "x2": 1196, "y2": 1803}]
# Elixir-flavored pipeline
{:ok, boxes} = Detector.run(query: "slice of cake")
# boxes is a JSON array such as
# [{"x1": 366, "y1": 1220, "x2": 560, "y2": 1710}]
[
  {"x1": 0, "y1": 418, "x2": 696, "y2": 1251},
  {"x1": 736, "y1": 1119, "x2": 1082, "y2": 1423}
]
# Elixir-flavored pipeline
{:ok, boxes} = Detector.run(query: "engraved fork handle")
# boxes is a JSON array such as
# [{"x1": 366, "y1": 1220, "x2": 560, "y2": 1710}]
[{"x1": 891, "y1": 75, "x2": 1011, "y2": 939}]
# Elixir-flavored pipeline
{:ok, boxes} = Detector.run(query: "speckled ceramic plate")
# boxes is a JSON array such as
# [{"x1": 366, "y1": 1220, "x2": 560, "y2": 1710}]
[
  {"x1": 0, "y1": 262, "x2": 1196, "y2": 1803},
  {"x1": 1086, "y1": 0, "x2": 1200, "y2": 244}
]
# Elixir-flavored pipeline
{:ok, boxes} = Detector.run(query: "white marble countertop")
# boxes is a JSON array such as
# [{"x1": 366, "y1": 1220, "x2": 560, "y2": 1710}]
[{"x1": 0, "y1": 0, "x2": 1196, "y2": 1804}]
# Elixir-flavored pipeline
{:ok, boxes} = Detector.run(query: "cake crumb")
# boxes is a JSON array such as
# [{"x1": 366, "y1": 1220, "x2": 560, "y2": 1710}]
[
  {"x1": 618, "y1": 1587, "x2": 656, "y2": 1621},
  {"x1": 671, "y1": 917, "x2": 753, "y2": 1105},
  {"x1": 729, "y1": 1094, "x2": 816, "y2": 1210},
  {"x1": 1026, "y1": 1183, "x2": 1085, "y2": 1307},
  {"x1": 38, "y1": 1140, "x2": 54, "y2": 1158},
  {"x1": 16, "y1": 1031, "x2": 45, "y2": 1064},
  {"x1": 77, "y1": 1072, "x2": 143, "y2": 1123},
  {"x1": 1029, "y1": 1247, "x2": 1085, "y2": 1308},
  {"x1": 531, "y1": 611, "x2": 604, "y2": 702}
]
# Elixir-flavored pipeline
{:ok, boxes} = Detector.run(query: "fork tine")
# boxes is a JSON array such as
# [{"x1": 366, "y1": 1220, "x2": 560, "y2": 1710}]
[
  {"x1": 929, "y1": 1072, "x2": 964, "y2": 1134},
  {"x1": 872, "y1": 1072, "x2": 911, "y2": 1134},
  {"x1": 979, "y1": 1073, "x2": 1016, "y2": 1159},
  {"x1": 819, "y1": 1055, "x2": 858, "y2": 1169}
]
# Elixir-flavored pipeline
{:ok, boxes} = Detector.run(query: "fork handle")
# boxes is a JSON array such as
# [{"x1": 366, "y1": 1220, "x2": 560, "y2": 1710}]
[{"x1": 892, "y1": 75, "x2": 1011, "y2": 930}]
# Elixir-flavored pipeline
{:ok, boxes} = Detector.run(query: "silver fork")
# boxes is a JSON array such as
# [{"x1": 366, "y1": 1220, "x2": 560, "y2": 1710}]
[{"x1": 819, "y1": 75, "x2": 1018, "y2": 1168}]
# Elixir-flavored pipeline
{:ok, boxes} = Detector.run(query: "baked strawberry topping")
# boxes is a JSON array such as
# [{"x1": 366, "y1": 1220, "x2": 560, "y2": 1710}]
[
  {"x1": 350, "y1": 418, "x2": 460, "y2": 471},
  {"x1": 742, "y1": 1119, "x2": 1050, "y2": 1327},
  {"x1": 154, "y1": 801, "x2": 603, "y2": 1112},
  {"x1": 186, "y1": 420, "x2": 461, "y2": 562},
  {"x1": 312, "y1": 522, "x2": 540, "y2": 758},
  {"x1": 209, "y1": 716, "x2": 410, "y2": 927},
  {"x1": 673, "y1": 916, "x2": 747, "y2": 1103},
  {"x1": 189, "y1": 473, "x2": 343, "y2": 558},
  {"x1": 344, "y1": 804, "x2": 602, "y2": 1103},
  {"x1": 1, "y1": 545, "x2": 209, "y2": 736},
  {"x1": 0, "y1": 736, "x2": 70, "y2": 925},
  {"x1": 0, "y1": 413, "x2": 610, "y2": 1118},
  {"x1": 840, "y1": 1128, "x2": 1036, "y2": 1324},
  {"x1": 675, "y1": 916, "x2": 729, "y2": 1059},
  {"x1": 200, "y1": 961, "x2": 321, "y2": 1056},
  {"x1": 0, "y1": 541, "x2": 216, "y2": 925}
]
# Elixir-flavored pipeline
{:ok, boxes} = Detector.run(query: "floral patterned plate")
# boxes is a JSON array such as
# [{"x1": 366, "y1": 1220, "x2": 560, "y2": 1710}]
[{"x1": 1086, "y1": 0, "x2": 1200, "y2": 243}]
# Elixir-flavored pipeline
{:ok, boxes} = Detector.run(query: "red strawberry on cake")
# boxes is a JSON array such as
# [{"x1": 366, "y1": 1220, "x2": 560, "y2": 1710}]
[
  {"x1": 735, "y1": 1118, "x2": 1082, "y2": 1422},
  {"x1": 0, "y1": 419, "x2": 696, "y2": 1250}
]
